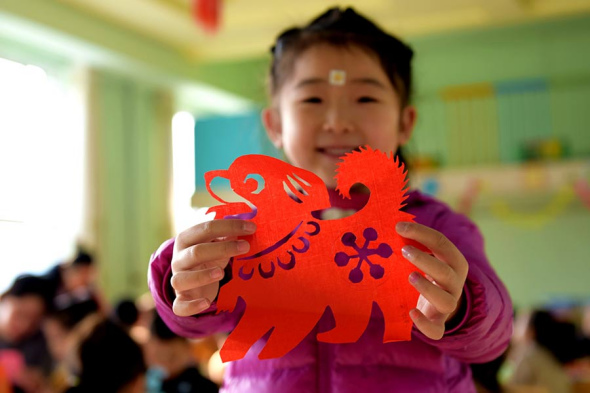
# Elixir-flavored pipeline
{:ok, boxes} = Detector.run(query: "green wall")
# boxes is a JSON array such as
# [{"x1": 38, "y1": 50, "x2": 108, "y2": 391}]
[
  {"x1": 474, "y1": 201, "x2": 590, "y2": 309},
  {"x1": 197, "y1": 57, "x2": 270, "y2": 104}
]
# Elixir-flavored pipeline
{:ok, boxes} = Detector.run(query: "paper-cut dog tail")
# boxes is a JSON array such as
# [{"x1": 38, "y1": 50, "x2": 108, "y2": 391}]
[
  {"x1": 334, "y1": 147, "x2": 430, "y2": 255},
  {"x1": 334, "y1": 146, "x2": 409, "y2": 209}
]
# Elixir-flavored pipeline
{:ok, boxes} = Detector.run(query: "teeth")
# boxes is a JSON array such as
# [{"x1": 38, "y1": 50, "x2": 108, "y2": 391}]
[{"x1": 323, "y1": 148, "x2": 355, "y2": 156}]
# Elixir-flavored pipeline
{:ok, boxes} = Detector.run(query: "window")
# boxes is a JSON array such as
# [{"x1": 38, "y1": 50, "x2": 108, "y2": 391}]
[
  {"x1": 172, "y1": 111, "x2": 211, "y2": 233},
  {"x1": 0, "y1": 57, "x2": 84, "y2": 292}
]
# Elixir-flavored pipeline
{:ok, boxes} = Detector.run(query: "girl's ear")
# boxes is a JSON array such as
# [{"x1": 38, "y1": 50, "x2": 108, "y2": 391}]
[
  {"x1": 262, "y1": 107, "x2": 283, "y2": 149},
  {"x1": 398, "y1": 105, "x2": 417, "y2": 146}
]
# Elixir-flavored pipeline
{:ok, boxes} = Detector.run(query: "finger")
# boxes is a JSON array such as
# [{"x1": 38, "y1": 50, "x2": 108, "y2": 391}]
[
  {"x1": 171, "y1": 267, "x2": 225, "y2": 292},
  {"x1": 402, "y1": 246, "x2": 457, "y2": 291},
  {"x1": 410, "y1": 308, "x2": 445, "y2": 340},
  {"x1": 212, "y1": 235, "x2": 238, "y2": 243},
  {"x1": 181, "y1": 259, "x2": 229, "y2": 273},
  {"x1": 176, "y1": 285, "x2": 218, "y2": 302},
  {"x1": 173, "y1": 297, "x2": 211, "y2": 317},
  {"x1": 409, "y1": 272, "x2": 458, "y2": 315},
  {"x1": 396, "y1": 222, "x2": 466, "y2": 273},
  {"x1": 173, "y1": 240, "x2": 249, "y2": 272},
  {"x1": 176, "y1": 219, "x2": 256, "y2": 250}
]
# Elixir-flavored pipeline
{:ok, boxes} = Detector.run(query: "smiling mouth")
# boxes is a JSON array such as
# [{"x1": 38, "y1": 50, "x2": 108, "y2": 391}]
[{"x1": 317, "y1": 146, "x2": 362, "y2": 157}]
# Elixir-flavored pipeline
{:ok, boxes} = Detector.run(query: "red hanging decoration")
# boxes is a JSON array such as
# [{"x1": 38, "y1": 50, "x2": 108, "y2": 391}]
[{"x1": 192, "y1": 0, "x2": 222, "y2": 33}]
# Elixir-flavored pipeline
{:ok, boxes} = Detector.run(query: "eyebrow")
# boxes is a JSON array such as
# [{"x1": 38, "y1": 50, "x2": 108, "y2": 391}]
[
  {"x1": 294, "y1": 77, "x2": 387, "y2": 89},
  {"x1": 351, "y1": 78, "x2": 387, "y2": 89},
  {"x1": 295, "y1": 78, "x2": 326, "y2": 88}
]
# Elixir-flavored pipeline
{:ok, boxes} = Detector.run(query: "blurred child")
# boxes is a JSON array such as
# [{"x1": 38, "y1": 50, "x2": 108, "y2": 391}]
[
  {"x1": 43, "y1": 246, "x2": 107, "y2": 312},
  {"x1": 0, "y1": 275, "x2": 53, "y2": 393},
  {"x1": 508, "y1": 310, "x2": 572, "y2": 393},
  {"x1": 43, "y1": 299, "x2": 100, "y2": 363},
  {"x1": 111, "y1": 299, "x2": 140, "y2": 333},
  {"x1": 42, "y1": 298, "x2": 100, "y2": 392},
  {"x1": 144, "y1": 312, "x2": 218, "y2": 393},
  {"x1": 580, "y1": 303, "x2": 590, "y2": 358},
  {"x1": 129, "y1": 292, "x2": 157, "y2": 345},
  {"x1": 64, "y1": 315, "x2": 146, "y2": 393},
  {"x1": 148, "y1": 7, "x2": 513, "y2": 392}
]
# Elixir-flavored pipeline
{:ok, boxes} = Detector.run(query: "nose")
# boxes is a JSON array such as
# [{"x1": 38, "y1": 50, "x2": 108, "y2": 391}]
[{"x1": 322, "y1": 101, "x2": 353, "y2": 134}]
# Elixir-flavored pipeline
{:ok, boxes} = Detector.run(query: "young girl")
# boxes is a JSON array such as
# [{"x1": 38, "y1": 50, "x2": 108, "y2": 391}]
[
  {"x1": 0, "y1": 275, "x2": 53, "y2": 393},
  {"x1": 148, "y1": 7, "x2": 513, "y2": 392}
]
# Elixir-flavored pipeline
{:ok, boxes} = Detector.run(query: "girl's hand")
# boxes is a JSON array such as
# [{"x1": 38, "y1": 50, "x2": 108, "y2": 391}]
[
  {"x1": 171, "y1": 219, "x2": 256, "y2": 317},
  {"x1": 396, "y1": 222, "x2": 469, "y2": 340}
]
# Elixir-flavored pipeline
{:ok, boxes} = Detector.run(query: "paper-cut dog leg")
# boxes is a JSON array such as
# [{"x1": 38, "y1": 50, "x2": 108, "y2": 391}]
[
  {"x1": 219, "y1": 308, "x2": 273, "y2": 361},
  {"x1": 316, "y1": 302, "x2": 372, "y2": 343},
  {"x1": 257, "y1": 314, "x2": 319, "y2": 360}
]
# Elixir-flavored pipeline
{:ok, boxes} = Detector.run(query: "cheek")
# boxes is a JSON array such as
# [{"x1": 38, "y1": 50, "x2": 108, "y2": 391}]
[
  {"x1": 5, "y1": 314, "x2": 28, "y2": 339},
  {"x1": 281, "y1": 110, "x2": 317, "y2": 151},
  {"x1": 362, "y1": 114, "x2": 402, "y2": 150},
  {"x1": 285, "y1": 108, "x2": 317, "y2": 134}
]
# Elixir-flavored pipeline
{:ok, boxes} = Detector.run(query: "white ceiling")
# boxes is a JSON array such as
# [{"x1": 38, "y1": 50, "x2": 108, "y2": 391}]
[{"x1": 57, "y1": 0, "x2": 590, "y2": 62}]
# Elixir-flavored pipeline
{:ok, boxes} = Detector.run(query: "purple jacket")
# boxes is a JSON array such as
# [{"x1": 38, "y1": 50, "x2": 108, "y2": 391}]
[{"x1": 148, "y1": 190, "x2": 513, "y2": 393}]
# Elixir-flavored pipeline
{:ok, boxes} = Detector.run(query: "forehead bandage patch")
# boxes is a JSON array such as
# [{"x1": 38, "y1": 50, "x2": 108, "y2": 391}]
[{"x1": 329, "y1": 70, "x2": 346, "y2": 86}]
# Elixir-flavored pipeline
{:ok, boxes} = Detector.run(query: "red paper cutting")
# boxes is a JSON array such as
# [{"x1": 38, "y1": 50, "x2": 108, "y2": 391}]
[{"x1": 205, "y1": 146, "x2": 425, "y2": 362}]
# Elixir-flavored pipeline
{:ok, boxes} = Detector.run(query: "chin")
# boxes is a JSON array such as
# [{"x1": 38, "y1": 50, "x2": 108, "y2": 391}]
[{"x1": 319, "y1": 173, "x2": 337, "y2": 189}]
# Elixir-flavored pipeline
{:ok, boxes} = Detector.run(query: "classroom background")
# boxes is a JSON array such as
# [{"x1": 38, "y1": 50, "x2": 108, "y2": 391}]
[{"x1": 1, "y1": 1, "x2": 590, "y2": 392}]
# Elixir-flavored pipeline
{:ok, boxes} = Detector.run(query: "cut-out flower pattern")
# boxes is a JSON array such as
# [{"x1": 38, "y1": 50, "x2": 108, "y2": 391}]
[{"x1": 334, "y1": 227, "x2": 393, "y2": 283}]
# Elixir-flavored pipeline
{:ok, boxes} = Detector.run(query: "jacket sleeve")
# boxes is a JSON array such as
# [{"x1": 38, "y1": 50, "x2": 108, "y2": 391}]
[
  {"x1": 414, "y1": 210, "x2": 513, "y2": 364},
  {"x1": 147, "y1": 238, "x2": 243, "y2": 338}
]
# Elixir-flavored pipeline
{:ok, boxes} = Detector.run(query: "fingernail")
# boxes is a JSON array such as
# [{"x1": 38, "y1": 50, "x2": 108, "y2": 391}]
[
  {"x1": 396, "y1": 222, "x2": 410, "y2": 233},
  {"x1": 243, "y1": 221, "x2": 256, "y2": 233},
  {"x1": 402, "y1": 246, "x2": 414, "y2": 260},
  {"x1": 409, "y1": 272, "x2": 420, "y2": 284},
  {"x1": 210, "y1": 268, "x2": 223, "y2": 279},
  {"x1": 237, "y1": 240, "x2": 250, "y2": 253}
]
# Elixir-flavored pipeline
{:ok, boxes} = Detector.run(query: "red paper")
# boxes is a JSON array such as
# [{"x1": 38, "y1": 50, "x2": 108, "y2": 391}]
[
  {"x1": 192, "y1": 0, "x2": 222, "y2": 33},
  {"x1": 206, "y1": 146, "x2": 424, "y2": 362}
]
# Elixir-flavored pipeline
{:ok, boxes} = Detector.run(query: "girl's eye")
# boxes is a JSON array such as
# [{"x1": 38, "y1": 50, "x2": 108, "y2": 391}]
[
  {"x1": 302, "y1": 97, "x2": 322, "y2": 104},
  {"x1": 358, "y1": 96, "x2": 378, "y2": 103}
]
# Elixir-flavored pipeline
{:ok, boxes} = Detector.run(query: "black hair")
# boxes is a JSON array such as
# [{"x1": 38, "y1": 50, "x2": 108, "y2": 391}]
[
  {"x1": 74, "y1": 317, "x2": 146, "y2": 392},
  {"x1": 1, "y1": 274, "x2": 53, "y2": 310},
  {"x1": 150, "y1": 311, "x2": 181, "y2": 341},
  {"x1": 111, "y1": 299, "x2": 139, "y2": 329},
  {"x1": 70, "y1": 246, "x2": 94, "y2": 268},
  {"x1": 47, "y1": 298, "x2": 99, "y2": 331},
  {"x1": 530, "y1": 310, "x2": 579, "y2": 364},
  {"x1": 269, "y1": 7, "x2": 414, "y2": 106}
]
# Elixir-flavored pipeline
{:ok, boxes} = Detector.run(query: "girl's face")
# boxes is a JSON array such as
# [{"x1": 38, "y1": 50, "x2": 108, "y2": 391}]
[
  {"x1": 0, "y1": 295, "x2": 45, "y2": 343},
  {"x1": 264, "y1": 44, "x2": 416, "y2": 188}
]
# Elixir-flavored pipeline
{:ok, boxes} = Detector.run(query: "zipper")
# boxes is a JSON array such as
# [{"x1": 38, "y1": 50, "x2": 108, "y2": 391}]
[{"x1": 317, "y1": 314, "x2": 332, "y2": 393}]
